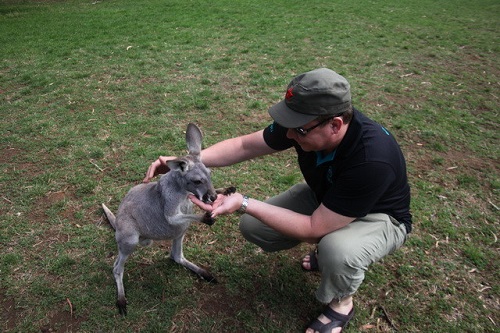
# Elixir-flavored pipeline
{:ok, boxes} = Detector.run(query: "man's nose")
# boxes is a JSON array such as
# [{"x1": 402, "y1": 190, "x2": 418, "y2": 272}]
[{"x1": 286, "y1": 128, "x2": 296, "y2": 140}]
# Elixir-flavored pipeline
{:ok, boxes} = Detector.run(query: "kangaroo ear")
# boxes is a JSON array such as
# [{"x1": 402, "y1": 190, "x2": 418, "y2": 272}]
[
  {"x1": 186, "y1": 123, "x2": 202, "y2": 156},
  {"x1": 167, "y1": 158, "x2": 191, "y2": 173}
]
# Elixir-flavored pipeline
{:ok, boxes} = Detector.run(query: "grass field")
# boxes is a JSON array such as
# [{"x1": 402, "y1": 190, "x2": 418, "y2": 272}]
[{"x1": 1, "y1": 0, "x2": 499, "y2": 332}]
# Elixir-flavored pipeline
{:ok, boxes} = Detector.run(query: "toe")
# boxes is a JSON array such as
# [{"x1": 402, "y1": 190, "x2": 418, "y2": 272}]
[{"x1": 301, "y1": 255, "x2": 310, "y2": 269}]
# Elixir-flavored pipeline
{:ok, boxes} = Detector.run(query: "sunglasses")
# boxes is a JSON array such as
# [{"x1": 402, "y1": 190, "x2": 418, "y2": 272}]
[{"x1": 294, "y1": 117, "x2": 333, "y2": 136}]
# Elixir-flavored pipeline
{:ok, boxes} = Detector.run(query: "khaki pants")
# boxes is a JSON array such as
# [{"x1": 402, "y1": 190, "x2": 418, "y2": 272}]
[{"x1": 239, "y1": 183, "x2": 407, "y2": 303}]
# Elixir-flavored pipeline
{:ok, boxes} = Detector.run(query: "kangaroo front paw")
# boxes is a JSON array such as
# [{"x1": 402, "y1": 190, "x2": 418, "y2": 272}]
[
  {"x1": 202, "y1": 212, "x2": 215, "y2": 225},
  {"x1": 216, "y1": 186, "x2": 236, "y2": 196},
  {"x1": 223, "y1": 186, "x2": 236, "y2": 195}
]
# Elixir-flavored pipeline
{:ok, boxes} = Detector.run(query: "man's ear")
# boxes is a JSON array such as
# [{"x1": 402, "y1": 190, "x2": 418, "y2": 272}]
[{"x1": 331, "y1": 117, "x2": 343, "y2": 133}]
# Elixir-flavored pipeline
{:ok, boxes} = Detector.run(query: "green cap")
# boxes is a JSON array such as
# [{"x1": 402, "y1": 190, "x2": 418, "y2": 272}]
[{"x1": 268, "y1": 68, "x2": 351, "y2": 128}]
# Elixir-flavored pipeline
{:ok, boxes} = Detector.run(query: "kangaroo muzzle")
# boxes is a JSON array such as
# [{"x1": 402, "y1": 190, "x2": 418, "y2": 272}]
[{"x1": 202, "y1": 191, "x2": 217, "y2": 203}]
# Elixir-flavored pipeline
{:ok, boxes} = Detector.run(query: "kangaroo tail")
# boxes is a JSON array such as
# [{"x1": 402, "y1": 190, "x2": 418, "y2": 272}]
[{"x1": 101, "y1": 203, "x2": 117, "y2": 230}]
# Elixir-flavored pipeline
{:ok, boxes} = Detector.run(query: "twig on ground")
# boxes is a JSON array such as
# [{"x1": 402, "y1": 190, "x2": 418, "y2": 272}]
[
  {"x1": 2, "y1": 196, "x2": 13, "y2": 204},
  {"x1": 89, "y1": 159, "x2": 104, "y2": 172},
  {"x1": 66, "y1": 298, "x2": 73, "y2": 317},
  {"x1": 380, "y1": 305, "x2": 398, "y2": 331},
  {"x1": 487, "y1": 199, "x2": 498, "y2": 211}
]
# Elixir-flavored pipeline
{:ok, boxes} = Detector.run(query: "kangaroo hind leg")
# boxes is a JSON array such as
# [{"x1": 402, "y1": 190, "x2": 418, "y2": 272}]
[
  {"x1": 170, "y1": 234, "x2": 217, "y2": 283},
  {"x1": 113, "y1": 234, "x2": 139, "y2": 315}
]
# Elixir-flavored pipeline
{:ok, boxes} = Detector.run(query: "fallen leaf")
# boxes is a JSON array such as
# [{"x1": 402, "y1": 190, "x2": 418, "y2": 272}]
[{"x1": 360, "y1": 323, "x2": 376, "y2": 331}]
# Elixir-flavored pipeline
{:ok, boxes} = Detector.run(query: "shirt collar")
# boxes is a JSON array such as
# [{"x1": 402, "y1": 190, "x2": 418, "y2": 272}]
[{"x1": 315, "y1": 149, "x2": 336, "y2": 166}]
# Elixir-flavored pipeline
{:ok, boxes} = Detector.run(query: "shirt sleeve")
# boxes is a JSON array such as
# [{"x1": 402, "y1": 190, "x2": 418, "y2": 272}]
[
  {"x1": 322, "y1": 161, "x2": 396, "y2": 217},
  {"x1": 263, "y1": 122, "x2": 295, "y2": 151}
]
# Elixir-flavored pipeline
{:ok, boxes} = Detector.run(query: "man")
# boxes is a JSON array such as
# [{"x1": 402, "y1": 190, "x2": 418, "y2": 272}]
[{"x1": 144, "y1": 68, "x2": 411, "y2": 332}]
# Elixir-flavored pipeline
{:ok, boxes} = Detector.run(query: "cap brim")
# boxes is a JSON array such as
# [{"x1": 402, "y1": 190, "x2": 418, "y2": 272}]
[{"x1": 268, "y1": 100, "x2": 318, "y2": 128}]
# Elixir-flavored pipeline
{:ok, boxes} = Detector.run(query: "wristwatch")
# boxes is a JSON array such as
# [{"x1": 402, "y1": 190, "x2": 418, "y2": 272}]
[{"x1": 238, "y1": 195, "x2": 249, "y2": 214}]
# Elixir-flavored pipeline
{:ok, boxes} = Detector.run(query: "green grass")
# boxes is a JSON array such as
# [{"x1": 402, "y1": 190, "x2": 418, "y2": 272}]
[{"x1": 1, "y1": 0, "x2": 499, "y2": 332}]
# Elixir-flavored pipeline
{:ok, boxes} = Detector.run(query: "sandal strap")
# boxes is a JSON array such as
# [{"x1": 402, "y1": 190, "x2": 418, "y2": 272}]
[
  {"x1": 308, "y1": 249, "x2": 319, "y2": 271},
  {"x1": 322, "y1": 306, "x2": 354, "y2": 324},
  {"x1": 307, "y1": 307, "x2": 354, "y2": 333},
  {"x1": 307, "y1": 318, "x2": 332, "y2": 333}
]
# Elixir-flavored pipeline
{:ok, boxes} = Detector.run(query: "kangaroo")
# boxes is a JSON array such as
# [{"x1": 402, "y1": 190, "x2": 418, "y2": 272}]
[{"x1": 102, "y1": 123, "x2": 220, "y2": 315}]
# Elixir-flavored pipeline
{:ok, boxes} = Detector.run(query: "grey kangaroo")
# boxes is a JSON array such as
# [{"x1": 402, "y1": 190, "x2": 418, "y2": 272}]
[{"x1": 102, "y1": 123, "x2": 220, "y2": 316}]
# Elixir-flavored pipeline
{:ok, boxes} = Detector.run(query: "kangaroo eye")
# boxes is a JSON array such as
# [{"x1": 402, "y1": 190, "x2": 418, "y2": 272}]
[{"x1": 193, "y1": 180, "x2": 203, "y2": 185}]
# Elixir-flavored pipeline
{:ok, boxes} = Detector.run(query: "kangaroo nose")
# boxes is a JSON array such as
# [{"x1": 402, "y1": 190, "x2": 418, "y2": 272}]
[{"x1": 202, "y1": 193, "x2": 217, "y2": 203}]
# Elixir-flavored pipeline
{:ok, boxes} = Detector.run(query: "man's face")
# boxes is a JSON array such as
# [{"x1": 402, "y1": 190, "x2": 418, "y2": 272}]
[{"x1": 286, "y1": 118, "x2": 333, "y2": 152}]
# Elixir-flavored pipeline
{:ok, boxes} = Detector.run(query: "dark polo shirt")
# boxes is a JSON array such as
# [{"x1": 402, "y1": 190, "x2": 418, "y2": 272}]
[{"x1": 263, "y1": 108, "x2": 412, "y2": 233}]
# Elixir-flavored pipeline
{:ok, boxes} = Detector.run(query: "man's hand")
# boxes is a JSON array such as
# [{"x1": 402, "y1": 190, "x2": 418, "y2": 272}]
[
  {"x1": 189, "y1": 192, "x2": 244, "y2": 218},
  {"x1": 143, "y1": 156, "x2": 176, "y2": 183}
]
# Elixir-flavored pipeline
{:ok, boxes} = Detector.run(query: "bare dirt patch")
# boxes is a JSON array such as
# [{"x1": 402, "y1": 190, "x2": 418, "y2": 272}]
[
  {"x1": 38, "y1": 300, "x2": 86, "y2": 333},
  {"x1": 0, "y1": 290, "x2": 17, "y2": 332},
  {"x1": 28, "y1": 190, "x2": 76, "y2": 222}
]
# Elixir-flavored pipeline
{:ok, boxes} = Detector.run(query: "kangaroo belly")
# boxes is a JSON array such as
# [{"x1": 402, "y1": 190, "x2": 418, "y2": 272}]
[{"x1": 138, "y1": 219, "x2": 190, "y2": 241}]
